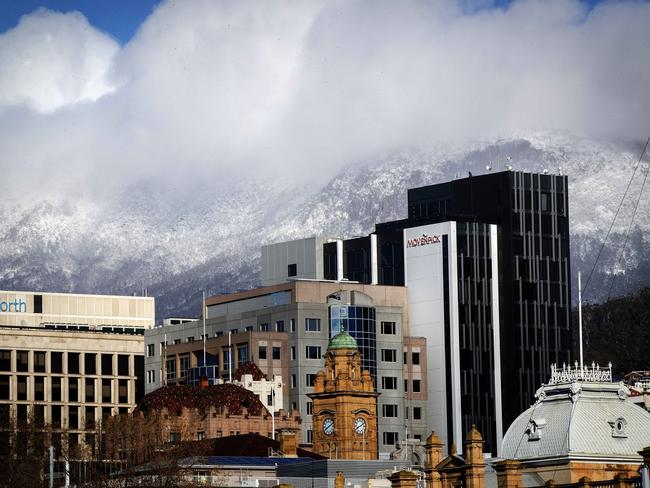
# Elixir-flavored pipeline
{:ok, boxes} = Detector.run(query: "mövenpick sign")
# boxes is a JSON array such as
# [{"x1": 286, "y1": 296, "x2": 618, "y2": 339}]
[{"x1": 406, "y1": 234, "x2": 440, "y2": 248}]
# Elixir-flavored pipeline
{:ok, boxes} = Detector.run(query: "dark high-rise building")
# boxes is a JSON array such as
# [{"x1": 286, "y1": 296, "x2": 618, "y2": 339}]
[
  {"x1": 261, "y1": 170, "x2": 572, "y2": 455},
  {"x1": 405, "y1": 171, "x2": 572, "y2": 428}
]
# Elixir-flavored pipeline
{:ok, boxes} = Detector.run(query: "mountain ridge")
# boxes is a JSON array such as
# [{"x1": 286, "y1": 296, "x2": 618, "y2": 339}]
[{"x1": 2, "y1": 132, "x2": 648, "y2": 320}]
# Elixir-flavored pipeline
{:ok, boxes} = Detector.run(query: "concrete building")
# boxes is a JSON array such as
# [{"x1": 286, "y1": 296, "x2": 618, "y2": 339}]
[
  {"x1": 261, "y1": 170, "x2": 572, "y2": 455},
  {"x1": 145, "y1": 280, "x2": 429, "y2": 457},
  {"x1": 0, "y1": 290, "x2": 155, "y2": 456}
]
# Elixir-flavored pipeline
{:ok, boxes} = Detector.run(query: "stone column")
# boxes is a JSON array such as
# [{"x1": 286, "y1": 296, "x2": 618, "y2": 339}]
[
  {"x1": 387, "y1": 470, "x2": 419, "y2": 488},
  {"x1": 495, "y1": 459, "x2": 523, "y2": 488},
  {"x1": 464, "y1": 425, "x2": 485, "y2": 488}
]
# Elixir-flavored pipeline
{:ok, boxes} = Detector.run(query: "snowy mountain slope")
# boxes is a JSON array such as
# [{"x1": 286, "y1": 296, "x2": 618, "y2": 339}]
[{"x1": 1, "y1": 132, "x2": 648, "y2": 319}]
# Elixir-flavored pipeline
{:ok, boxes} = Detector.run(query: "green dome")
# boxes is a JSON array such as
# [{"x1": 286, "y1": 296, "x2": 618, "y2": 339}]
[{"x1": 328, "y1": 331, "x2": 358, "y2": 350}]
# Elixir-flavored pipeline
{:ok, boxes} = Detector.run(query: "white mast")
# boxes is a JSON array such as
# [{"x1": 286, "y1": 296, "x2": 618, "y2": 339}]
[
  {"x1": 578, "y1": 272, "x2": 584, "y2": 369},
  {"x1": 202, "y1": 291, "x2": 206, "y2": 367},
  {"x1": 228, "y1": 330, "x2": 232, "y2": 383}
]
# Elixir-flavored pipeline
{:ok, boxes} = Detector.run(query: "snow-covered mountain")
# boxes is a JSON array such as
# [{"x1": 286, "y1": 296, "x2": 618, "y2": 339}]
[{"x1": 1, "y1": 132, "x2": 648, "y2": 320}]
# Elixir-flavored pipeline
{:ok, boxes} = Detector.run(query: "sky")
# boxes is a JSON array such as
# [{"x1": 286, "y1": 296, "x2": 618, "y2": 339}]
[{"x1": 1, "y1": 0, "x2": 649, "y2": 203}]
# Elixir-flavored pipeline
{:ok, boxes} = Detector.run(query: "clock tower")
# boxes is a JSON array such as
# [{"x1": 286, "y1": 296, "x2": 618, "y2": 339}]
[{"x1": 308, "y1": 331, "x2": 379, "y2": 460}]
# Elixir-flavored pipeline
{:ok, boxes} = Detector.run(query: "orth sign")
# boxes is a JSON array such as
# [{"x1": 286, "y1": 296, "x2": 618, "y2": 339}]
[{"x1": 0, "y1": 299, "x2": 27, "y2": 312}]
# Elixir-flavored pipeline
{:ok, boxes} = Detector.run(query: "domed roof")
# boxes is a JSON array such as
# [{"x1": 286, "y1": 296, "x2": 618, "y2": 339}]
[
  {"x1": 328, "y1": 331, "x2": 358, "y2": 350},
  {"x1": 501, "y1": 376, "x2": 650, "y2": 462}
]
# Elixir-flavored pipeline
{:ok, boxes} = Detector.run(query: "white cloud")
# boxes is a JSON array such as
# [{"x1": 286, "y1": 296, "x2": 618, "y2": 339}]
[
  {"x1": 0, "y1": 8, "x2": 118, "y2": 112},
  {"x1": 0, "y1": 0, "x2": 649, "y2": 201}
]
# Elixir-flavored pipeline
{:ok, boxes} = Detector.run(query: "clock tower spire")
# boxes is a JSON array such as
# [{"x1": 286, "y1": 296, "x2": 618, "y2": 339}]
[{"x1": 307, "y1": 331, "x2": 380, "y2": 460}]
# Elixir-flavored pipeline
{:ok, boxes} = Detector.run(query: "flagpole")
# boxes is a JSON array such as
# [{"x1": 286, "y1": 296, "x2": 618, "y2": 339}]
[{"x1": 202, "y1": 291, "x2": 206, "y2": 367}]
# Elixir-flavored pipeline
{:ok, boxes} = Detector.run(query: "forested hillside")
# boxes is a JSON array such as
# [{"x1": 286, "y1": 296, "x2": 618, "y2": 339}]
[{"x1": 575, "y1": 288, "x2": 650, "y2": 376}]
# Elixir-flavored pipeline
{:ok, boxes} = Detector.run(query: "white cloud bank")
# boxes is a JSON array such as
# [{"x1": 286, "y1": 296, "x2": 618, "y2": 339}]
[{"x1": 0, "y1": 0, "x2": 649, "y2": 201}]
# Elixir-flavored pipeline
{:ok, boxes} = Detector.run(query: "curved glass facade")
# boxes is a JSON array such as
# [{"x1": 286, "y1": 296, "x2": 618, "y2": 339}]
[{"x1": 329, "y1": 305, "x2": 377, "y2": 379}]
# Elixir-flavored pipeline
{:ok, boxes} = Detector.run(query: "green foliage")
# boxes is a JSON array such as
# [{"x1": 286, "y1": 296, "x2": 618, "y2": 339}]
[{"x1": 573, "y1": 287, "x2": 650, "y2": 376}]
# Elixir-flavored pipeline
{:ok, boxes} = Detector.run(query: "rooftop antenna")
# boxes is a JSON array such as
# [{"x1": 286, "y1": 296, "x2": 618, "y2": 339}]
[{"x1": 578, "y1": 272, "x2": 584, "y2": 369}]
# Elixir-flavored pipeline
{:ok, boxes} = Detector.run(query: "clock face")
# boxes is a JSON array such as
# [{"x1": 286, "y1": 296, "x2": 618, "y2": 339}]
[
  {"x1": 323, "y1": 418, "x2": 335, "y2": 435},
  {"x1": 354, "y1": 417, "x2": 367, "y2": 435}
]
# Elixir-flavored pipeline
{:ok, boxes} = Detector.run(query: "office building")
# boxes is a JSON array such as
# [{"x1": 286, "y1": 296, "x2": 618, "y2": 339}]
[
  {"x1": 145, "y1": 280, "x2": 429, "y2": 457},
  {"x1": 262, "y1": 170, "x2": 572, "y2": 455},
  {"x1": 0, "y1": 290, "x2": 155, "y2": 456}
]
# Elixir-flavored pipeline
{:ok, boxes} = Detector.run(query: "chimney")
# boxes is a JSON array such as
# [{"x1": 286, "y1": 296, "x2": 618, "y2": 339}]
[{"x1": 278, "y1": 429, "x2": 298, "y2": 457}]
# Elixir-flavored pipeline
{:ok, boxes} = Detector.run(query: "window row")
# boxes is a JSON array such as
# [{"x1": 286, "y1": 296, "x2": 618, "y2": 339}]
[
  {"x1": 0, "y1": 374, "x2": 131, "y2": 403},
  {"x1": 0, "y1": 350, "x2": 134, "y2": 376}
]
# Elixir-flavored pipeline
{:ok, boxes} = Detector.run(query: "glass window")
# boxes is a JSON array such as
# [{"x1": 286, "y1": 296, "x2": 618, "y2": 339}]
[
  {"x1": 51, "y1": 377, "x2": 62, "y2": 402},
  {"x1": 51, "y1": 405, "x2": 61, "y2": 428},
  {"x1": 275, "y1": 320, "x2": 285, "y2": 332},
  {"x1": 34, "y1": 352, "x2": 46, "y2": 372},
  {"x1": 237, "y1": 345, "x2": 249, "y2": 366},
  {"x1": 17, "y1": 350, "x2": 29, "y2": 372},
  {"x1": 179, "y1": 355, "x2": 190, "y2": 378},
  {"x1": 147, "y1": 370, "x2": 155, "y2": 384},
  {"x1": 290, "y1": 318, "x2": 296, "y2": 332},
  {"x1": 381, "y1": 322, "x2": 396, "y2": 335},
  {"x1": 223, "y1": 350, "x2": 232, "y2": 370},
  {"x1": 0, "y1": 375, "x2": 9, "y2": 399},
  {"x1": 34, "y1": 376, "x2": 45, "y2": 401},
  {"x1": 166, "y1": 359, "x2": 176, "y2": 380},
  {"x1": 85, "y1": 406, "x2": 95, "y2": 429},
  {"x1": 306, "y1": 401, "x2": 313, "y2": 415},
  {"x1": 69, "y1": 407, "x2": 79, "y2": 430},
  {"x1": 291, "y1": 374, "x2": 296, "y2": 388},
  {"x1": 291, "y1": 346, "x2": 296, "y2": 360},
  {"x1": 413, "y1": 407, "x2": 422, "y2": 420},
  {"x1": 169, "y1": 432, "x2": 181, "y2": 443},
  {"x1": 412, "y1": 352, "x2": 420, "y2": 365},
  {"x1": 383, "y1": 432, "x2": 399, "y2": 445},
  {"x1": 85, "y1": 353, "x2": 96, "y2": 375},
  {"x1": 118, "y1": 355, "x2": 129, "y2": 376},
  {"x1": 68, "y1": 378, "x2": 78, "y2": 402},
  {"x1": 305, "y1": 318, "x2": 321, "y2": 332},
  {"x1": 0, "y1": 350, "x2": 10, "y2": 371},
  {"x1": 51, "y1": 352, "x2": 63, "y2": 374},
  {"x1": 258, "y1": 346, "x2": 267, "y2": 360},
  {"x1": 245, "y1": 326, "x2": 254, "y2": 331},
  {"x1": 381, "y1": 376, "x2": 397, "y2": 390},
  {"x1": 68, "y1": 352, "x2": 80, "y2": 374},
  {"x1": 381, "y1": 349, "x2": 397, "y2": 362},
  {"x1": 288, "y1": 263, "x2": 297, "y2": 277},
  {"x1": 85, "y1": 379, "x2": 95, "y2": 402},
  {"x1": 147, "y1": 344, "x2": 155, "y2": 357},
  {"x1": 306, "y1": 374, "x2": 317, "y2": 387},
  {"x1": 272, "y1": 347, "x2": 281, "y2": 360},
  {"x1": 305, "y1": 346, "x2": 321, "y2": 360},
  {"x1": 382, "y1": 404, "x2": 398, "y2": 417},
  {"x1": 101, "y1": 354, "x2": 113, "y2": 376},
  {"x1": 413, "y1": 379, "x2": 421, "y2": 392},
  {"x1": 118, "y1": 379, "x2": 128, "y2": 403},
  {"x1": 102, "y1": 379, "x2": 111, "y2": 403},
  {"x1": 260, "y1": 323, "x2": 269, "y2": 331}
]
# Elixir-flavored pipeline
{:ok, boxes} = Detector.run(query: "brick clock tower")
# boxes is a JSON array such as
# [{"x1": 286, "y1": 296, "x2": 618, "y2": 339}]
[{"x1": 308, "y1": 331, "x2": 379, "y2": 460}]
